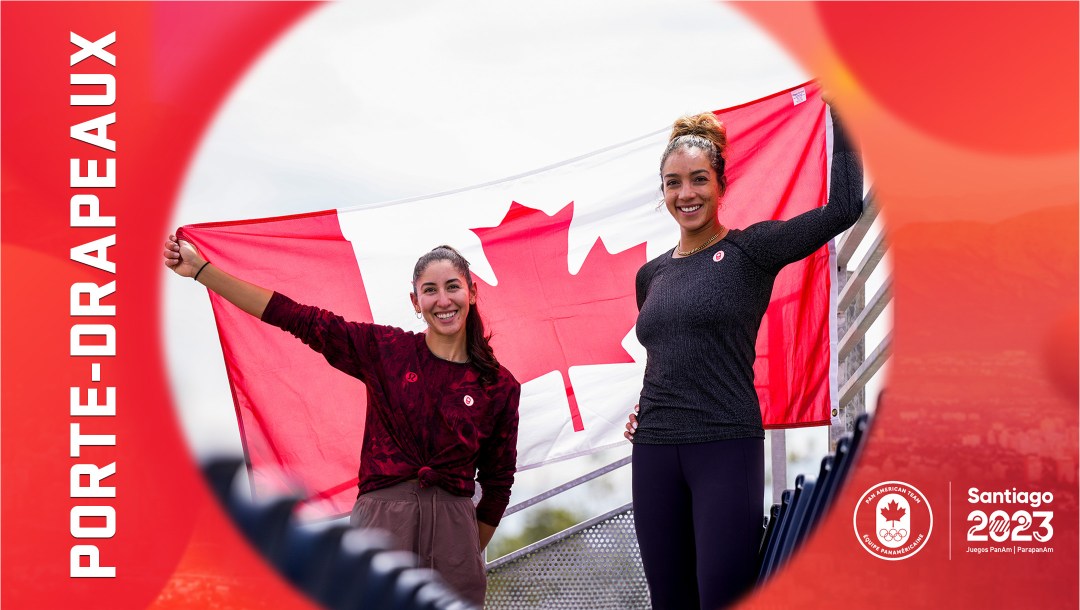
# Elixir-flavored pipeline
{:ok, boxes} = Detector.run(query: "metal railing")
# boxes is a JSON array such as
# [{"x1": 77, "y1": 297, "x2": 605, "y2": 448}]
[
  {"x1": 832, "y1": 192, "x2": 890, "y2": 444},
  {"x1": 486, "y1": 504, "x2": 648, "y2": 609}
]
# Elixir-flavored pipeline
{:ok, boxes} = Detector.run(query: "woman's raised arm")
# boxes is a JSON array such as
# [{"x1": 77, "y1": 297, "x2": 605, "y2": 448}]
[
  {"x1": 163, "y1": 234, "x2": 272, "y2": 319},
  {"x1": 728, "y1": 108, "x2": 864, "y2": 273}
]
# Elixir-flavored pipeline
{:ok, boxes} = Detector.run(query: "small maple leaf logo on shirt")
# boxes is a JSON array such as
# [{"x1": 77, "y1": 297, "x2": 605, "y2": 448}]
[
  {"x1": 880, "y1": 499, "x2": 907, "y2": 526},
  {"x1": 471, "y1": 202, "x2": 647, "y2": 432}
]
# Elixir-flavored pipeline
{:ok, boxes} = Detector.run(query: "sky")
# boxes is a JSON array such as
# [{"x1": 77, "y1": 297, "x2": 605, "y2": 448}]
[{"x1": 161, "y1": 0, "x2": 882, "y2": 536}]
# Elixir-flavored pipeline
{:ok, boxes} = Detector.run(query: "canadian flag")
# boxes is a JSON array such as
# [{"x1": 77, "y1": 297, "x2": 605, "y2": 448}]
[{"x1": 180, "y1": 81, "x2": 839, "y2": 518}]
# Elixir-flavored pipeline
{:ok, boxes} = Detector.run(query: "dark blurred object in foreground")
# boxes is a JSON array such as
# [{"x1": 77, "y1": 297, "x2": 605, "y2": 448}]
[{"x1": 202, "y1": 458, "x2": 474, "y2": 610}]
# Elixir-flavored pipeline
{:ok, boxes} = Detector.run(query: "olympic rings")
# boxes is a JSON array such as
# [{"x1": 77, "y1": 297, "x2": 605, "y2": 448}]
[{"x1": 878, "y1": 528, "x2": 909, "y2": 542}]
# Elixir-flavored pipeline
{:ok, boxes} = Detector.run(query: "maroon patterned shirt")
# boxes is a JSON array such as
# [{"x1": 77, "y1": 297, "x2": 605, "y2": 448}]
[{"x1": 261, "y1": 292, "x2": 521, "y2": 526}]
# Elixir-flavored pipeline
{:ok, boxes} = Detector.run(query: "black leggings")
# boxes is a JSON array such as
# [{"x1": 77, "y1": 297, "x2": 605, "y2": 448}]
[{"x1": 632, "y1": 437, "x2": 765, "y2": 610}]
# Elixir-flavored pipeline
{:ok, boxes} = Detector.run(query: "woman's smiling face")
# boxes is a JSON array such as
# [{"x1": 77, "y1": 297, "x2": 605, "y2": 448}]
[
  {"x1": 661, "y1": 146, "x2": 722, "y2": 235},
  {"x1": 411, "y1": 259, "x2": 475, "y2": 339}
]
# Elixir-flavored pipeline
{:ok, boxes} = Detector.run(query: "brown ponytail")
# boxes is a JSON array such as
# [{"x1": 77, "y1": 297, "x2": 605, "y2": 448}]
[
  {"x1": 660, "y1": 112, "x2": 729, "y2": 195},
  {"x1": 412, "y1": 245, "x2": 500, "y2": 386}
]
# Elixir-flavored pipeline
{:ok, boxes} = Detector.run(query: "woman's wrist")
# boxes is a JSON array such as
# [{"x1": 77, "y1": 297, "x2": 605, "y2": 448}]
[{"x1": 192, "y1": 260, "x2": 211, "y2": 282}]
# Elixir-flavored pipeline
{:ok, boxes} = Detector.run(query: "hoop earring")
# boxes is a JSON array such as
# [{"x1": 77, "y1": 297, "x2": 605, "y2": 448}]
[{"x1": 415, "y1": 311, "x2": 422, "y2": 319}]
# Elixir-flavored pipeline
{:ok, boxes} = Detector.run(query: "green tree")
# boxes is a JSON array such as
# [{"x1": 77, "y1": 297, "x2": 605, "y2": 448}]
[{"x1": 488, "y1": 506, "x2": 583, "y2": 560}]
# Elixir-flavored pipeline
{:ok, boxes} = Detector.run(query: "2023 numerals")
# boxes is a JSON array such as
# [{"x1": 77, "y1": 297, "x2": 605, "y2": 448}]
[{"x1": 967, "y1": 510, "x2": 1053, "y2": 543}]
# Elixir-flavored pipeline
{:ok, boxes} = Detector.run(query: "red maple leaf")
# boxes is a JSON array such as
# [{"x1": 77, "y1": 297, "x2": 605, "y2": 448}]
[
  {"x1": 471, "y1": 202, "x2": 647, "y2": 431},
  {"x1": 880, "y1": 499, "x2": 907, "y2": 525}
]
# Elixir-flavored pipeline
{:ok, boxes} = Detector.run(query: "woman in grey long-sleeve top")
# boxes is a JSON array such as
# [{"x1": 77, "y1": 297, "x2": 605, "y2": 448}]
[{"x1": 625, "y1": 107, "x2": 863, "y2": 609}]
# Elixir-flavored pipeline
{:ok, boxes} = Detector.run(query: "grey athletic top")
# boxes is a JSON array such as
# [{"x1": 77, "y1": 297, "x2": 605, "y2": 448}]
[{"x1": 633, "y1": 114, "x2": 863, "y2": 444}]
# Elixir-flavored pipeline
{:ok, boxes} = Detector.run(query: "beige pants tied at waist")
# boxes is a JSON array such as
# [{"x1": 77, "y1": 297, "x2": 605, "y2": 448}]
[{"x1": 350, "y1": 480, "x2": 486, "y2": 606}]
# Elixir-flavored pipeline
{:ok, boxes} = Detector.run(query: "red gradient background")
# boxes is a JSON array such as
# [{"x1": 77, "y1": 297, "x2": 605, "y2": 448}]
[{"x1": 2, "y1": 2, "x2": 1076, "y2": 608}]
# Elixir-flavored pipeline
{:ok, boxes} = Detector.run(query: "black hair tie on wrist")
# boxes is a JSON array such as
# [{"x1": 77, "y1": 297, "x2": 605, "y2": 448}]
[{"x1": 193, "y1": 261, "x2": 210, "y2": 282}]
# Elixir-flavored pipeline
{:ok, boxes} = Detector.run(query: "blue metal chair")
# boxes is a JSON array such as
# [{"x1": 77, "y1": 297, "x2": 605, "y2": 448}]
[{"x1": 758, "y1": 486, "x2": 795, "y2": 582}]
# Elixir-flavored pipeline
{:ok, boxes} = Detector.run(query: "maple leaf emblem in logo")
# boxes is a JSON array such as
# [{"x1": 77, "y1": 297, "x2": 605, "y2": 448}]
[
  {"x1": 880, "y1": 499, "x2": 907, "y2": 526},
  {"x1": 471, "y1": 202, "x2": 647, "y2": 431}
]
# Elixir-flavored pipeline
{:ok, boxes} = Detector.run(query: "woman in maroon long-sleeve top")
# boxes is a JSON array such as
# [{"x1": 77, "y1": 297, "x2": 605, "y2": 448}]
[{"x1": 164, "y1": 240, "x2": 520, "y2": 606}]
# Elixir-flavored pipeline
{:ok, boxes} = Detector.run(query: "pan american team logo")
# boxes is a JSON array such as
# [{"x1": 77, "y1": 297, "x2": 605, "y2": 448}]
[{"x1": 853, "y1": 481, "x2": 933, "y2": 560}]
